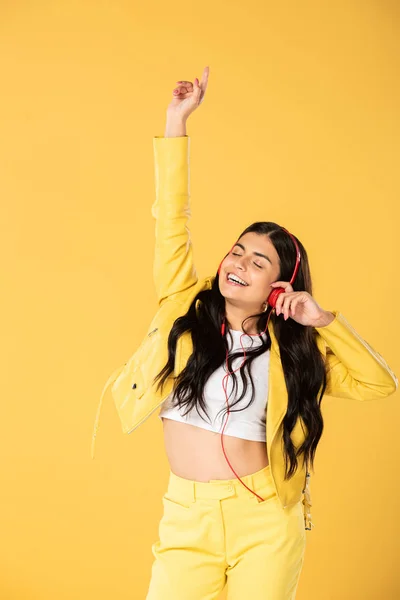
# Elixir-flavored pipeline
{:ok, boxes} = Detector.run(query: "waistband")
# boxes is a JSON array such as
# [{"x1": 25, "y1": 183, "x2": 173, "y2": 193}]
[
  {"x1": 166, "y1": 464, "x2": 274, "y2": 503},
  {"x1": 167, "y1": 464, "x2": 315, "y2": 531}
]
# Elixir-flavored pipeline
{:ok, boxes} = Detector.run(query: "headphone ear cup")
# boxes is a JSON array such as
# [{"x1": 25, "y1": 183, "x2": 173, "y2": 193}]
[{"x1": 267, "y1": 287, "x2": 286, "y2": 309}]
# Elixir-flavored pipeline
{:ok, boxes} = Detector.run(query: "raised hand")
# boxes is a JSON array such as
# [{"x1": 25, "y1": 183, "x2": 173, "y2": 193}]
[
  {"x1": 166, "y1": 66, "x2": 210, "y2": 123},
  {"x1": 271, "y1": 281, "x2": 334, "y2": 327}
]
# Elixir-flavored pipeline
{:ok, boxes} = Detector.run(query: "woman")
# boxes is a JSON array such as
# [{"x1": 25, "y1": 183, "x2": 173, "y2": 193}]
[{"x1": 91, "y1": 65, "x2": 398, "y2": 599}]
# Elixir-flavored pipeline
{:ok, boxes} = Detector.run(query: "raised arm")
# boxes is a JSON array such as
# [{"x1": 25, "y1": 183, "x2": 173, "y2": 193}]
[
  {"x1": 152, "y1": 67, "x2": 210, "y2": 307},
  {"x1": 152, "y1": 128, "x2": 197, "y2": 306}
]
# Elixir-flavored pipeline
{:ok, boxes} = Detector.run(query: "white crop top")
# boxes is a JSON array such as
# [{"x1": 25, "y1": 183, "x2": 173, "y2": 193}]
[{"x1": 158, "y1": 329, "x2": 271, "y2": 442}]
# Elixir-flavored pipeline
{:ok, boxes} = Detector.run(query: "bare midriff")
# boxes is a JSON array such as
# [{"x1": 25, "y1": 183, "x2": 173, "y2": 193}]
[{"x1": 161, "y1": 417, "x2": 269, "y2": 482}]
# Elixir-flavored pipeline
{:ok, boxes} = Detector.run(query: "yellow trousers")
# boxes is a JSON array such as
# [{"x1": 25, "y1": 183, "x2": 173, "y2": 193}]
[{"x1": 146, "y1": 464, "x2": 306, "y2": 599}]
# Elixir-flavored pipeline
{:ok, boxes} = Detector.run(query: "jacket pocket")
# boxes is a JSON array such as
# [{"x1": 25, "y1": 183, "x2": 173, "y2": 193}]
[
  {"x1": 112, "y1": 363, "x2": 145, "y2": 413},
  {"x1": 129, "y1": 366, "x2": 146, "y2": 399},
  {"x1": 136, "y1": 327, "x2": 161, "y2": 368}
]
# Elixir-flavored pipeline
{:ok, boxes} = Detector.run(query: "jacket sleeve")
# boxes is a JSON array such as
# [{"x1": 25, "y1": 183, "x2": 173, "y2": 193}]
[
  {"x1": 315, "y1": 311, "x2": 398, "y2": 400},
  {"x1": 152, "y1": 135, "x2": 198, "y2": 306}
]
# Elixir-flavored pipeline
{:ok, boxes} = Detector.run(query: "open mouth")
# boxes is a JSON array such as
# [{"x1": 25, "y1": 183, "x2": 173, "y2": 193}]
[{"x1": 226, "y1": 272, "x2": 249, "y2": 287}]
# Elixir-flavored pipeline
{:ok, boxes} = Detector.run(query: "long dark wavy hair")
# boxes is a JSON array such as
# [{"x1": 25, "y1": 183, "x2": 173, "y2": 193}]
[{"x1": 153, "y1": 222, "x2": 328, "y2": 480}]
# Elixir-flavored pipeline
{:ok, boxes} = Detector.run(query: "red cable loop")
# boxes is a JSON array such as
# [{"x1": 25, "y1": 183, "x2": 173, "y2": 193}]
[
  {"x1": 217, "y1": 226, "x2": 302, "y2": 505},
  {"x1": 219, "y1": 309, "x2": 273, "y2": 502}
]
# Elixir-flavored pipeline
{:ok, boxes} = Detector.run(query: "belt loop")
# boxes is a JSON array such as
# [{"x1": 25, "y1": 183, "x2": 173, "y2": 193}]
[{"x1": 190, "y1": 480, "x2": 196, "y2": 503}]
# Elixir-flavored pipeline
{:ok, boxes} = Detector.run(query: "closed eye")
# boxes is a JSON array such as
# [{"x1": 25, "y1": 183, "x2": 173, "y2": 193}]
[{"x1": 232, "y1": 252, "x2": 263, "y2": 269}]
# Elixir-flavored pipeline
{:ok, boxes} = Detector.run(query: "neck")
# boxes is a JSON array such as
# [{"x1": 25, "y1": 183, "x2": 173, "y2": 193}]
[{"x1": 224, "y1": 303, "x2": 263, "y2": 335}]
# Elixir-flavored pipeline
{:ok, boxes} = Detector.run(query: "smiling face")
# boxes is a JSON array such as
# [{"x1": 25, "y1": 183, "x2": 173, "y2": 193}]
[{"x1": 219, "y1": 232, "x2": 281, "y2": 312}]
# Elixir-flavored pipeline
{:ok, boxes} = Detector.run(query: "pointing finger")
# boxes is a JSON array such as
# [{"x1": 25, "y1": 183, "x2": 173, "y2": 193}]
[{"x1": 200, "y1": 66, "x2": 209, "y2": 92}]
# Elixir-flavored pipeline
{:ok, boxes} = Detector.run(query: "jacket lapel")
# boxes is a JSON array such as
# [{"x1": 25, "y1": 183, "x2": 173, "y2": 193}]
[{"x1": 265, "y1": 319, "x2": 289, "y2": 461}]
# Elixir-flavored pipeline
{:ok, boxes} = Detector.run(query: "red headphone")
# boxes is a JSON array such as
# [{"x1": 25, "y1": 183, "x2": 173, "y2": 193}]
[{"x1": 216, "y1": 227, "x2": 301, "y2": 502}]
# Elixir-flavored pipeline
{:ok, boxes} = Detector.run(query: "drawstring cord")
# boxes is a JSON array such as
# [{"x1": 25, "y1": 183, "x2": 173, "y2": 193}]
[
  {"x1": 302, "y1": 470, "x2": 315, "y2": 530},
  {"x1": 91, "y1": 364, "x2": 125, "y2": 460}
]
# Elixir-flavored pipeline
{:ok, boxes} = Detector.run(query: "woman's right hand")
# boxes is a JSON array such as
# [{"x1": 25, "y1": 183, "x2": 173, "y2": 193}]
[{"x1": 166, "y1": 66, "x2": 210, "y2": 123}]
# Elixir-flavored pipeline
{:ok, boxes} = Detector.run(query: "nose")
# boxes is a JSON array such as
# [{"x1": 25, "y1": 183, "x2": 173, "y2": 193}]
[{"x1": 234, "y1": 256, "x2": 247, "y2": 271}]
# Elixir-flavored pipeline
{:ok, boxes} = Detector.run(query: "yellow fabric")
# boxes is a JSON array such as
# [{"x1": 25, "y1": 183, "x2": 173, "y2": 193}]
[
  {"x1": 145, "y1": 464, "x2": 306, "y2": 599},
  {"x1": 91, "y1": 135, "x2": 398, "y2": 528},
  {"x1": 146, "y1": 465, "x2": 306, "y2": 600}
]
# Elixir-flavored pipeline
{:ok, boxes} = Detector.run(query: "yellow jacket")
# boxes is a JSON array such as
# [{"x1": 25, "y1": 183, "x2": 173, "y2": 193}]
[{"x1": 91, "y1": 135, "x2": 398, "y2": 530}]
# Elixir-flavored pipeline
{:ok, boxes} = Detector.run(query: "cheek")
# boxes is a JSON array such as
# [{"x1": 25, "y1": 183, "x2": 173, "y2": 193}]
[
  {"x1": 219, "y1": 258, "x2": 233, "y2": 277},
  {"x1": 255, "y1": 272, "x2": 273, "y2": 294}
]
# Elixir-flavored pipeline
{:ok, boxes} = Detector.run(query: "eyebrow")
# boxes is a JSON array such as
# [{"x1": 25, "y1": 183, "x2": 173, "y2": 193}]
[{"x1": 233, "y1": 242, "x2": 273, "y2": 265}]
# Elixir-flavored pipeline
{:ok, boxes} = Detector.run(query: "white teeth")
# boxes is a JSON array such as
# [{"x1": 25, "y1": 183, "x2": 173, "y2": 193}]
[{"x1": 227, "y1": 273, "x2": 248, "y2": 286}]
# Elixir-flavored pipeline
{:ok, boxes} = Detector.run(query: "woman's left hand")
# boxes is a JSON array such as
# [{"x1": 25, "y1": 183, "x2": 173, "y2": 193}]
[{"x1": 270, "y1": 281, "x2": 333, "y2": 327}]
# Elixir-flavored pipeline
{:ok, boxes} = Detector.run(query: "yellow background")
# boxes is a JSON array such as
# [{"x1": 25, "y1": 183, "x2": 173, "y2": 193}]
[{"x1": 1, "y1": 1, "x2": 399, "y2": 598}]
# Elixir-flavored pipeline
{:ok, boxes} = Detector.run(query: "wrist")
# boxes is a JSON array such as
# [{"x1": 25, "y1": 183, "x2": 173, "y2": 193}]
[
  {"x1": 313, "y1": 310, "x2": 335, "y2": 327},
  {"x1": 164, "y1": 116, "x2": 187, "y2": 138}
]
